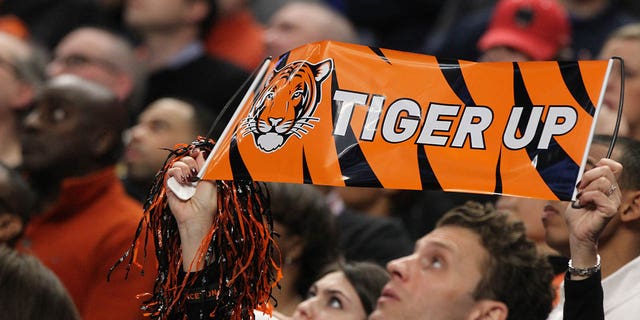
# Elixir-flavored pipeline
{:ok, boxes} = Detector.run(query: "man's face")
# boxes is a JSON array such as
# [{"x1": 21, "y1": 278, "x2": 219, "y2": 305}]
[
  {"x1": 48, "y1": 29, "x2": 126, "y2": 99},
  {"x1": 0, "y1": 33, "x2": 31, "y2": 110},
  {"x1": 125, "y1": 98, "x2": 197, "y2": 182},
  {"x1": 264, "y1": 3, "x2": 327, "y2": 58},
  {"x1": 600, "y1": 38, "x2": 640, "y2": 133},
  {"x1": 542, "y1": 142, "x2": 621, "y2": 254},
  {"x1": 496, "y1": 196, "x2": 547, "y2": 243},
  {"x1": 369, "y1": 226, "x2": 488, "y2": 320},
  {"x1": 125, "y1": 0, "x2": 196, "y2": 32},
  {"x1": 20, "y1": 89, "x2": 93, "y2": 174},
  {"x1": 479, "y1": 46, "x2": 530, "y2": 62}
]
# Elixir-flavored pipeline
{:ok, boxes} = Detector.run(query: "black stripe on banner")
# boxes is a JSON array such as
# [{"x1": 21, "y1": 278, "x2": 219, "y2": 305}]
[
  {"x1": 229, "y1": 135, "x2": 252, "y2": 180},
  {"x1": 369, "y1": 47, "x2": 391, "y2": 65},
  {"x1": 512, "y1": 62, "x2": 578, "y2": 200},
  {"x1": 302, "y1": 150, "x2": 312, "y2": 184},
  {"x1": 417, "y1": 145, "x2": 442, "y2": 190},
  {"x1": 330, "y1": 72, "x2": 382, "y2": 187},
  {"x1": 494, "y1": 149, "x2": 503, "y2": 194},
  {"x1": 558, "y1": 61, "x2": 596, "y2": 116},
  {"x1": 437, "y1": 57, "x2": 475, "y2": 106}
]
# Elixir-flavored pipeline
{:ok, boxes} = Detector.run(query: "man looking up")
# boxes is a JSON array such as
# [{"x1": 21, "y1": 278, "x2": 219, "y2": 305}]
[
  {"x1": 0, "y1": 31, "x2": 45, "y2": 167},
  {"x1": 16, "y1": 75, "x2": 155, "y2": 320}
]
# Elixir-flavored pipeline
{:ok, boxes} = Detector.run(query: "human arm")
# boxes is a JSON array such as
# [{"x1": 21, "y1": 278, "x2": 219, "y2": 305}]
[
  {"x1": 562, "y1": 158, "x2": 622, "y2": 320},
  {"x1": 166, "y1": 148, "x2": 217, "y2": 271}
]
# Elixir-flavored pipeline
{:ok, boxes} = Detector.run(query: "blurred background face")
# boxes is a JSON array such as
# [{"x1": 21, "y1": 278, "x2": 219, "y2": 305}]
[
  {"x1": 125, "y1": 98, "x2": 197, "y2": 181},
  {"x1": 20, "y1": 89, "x2": 94, "y2": 174},
  {"x1": 0, "y1": 33, "x2": 30, "y2": 110},
  {"x1": 125, "y1": 0, "x2": 194, "y2": 32},
  {"x1": 264, "y1": 3, "x2": 328, "y2": 58},
  {"x1": 292, "y1": 271, "x2": 367, "y2": 320},
  {"x1": 599, "y1": 38, "x2": 640, "y2": 132},
  {"x1": 49, "y1": 29, "x2": 124, "y2": 97},
  {"x1": 479, "y1": 46, "x2": 530, "y2": 62},
  {"x1": 496, "y1": 196, "x2": 546, "y2": 243}
]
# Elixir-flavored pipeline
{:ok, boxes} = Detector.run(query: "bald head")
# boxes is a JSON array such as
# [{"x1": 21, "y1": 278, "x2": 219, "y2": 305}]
[
  {"x1": 20, "y1": 75, "x2": 126, "y2": 179},
  {"x1": 49, "y1": 27, "x2": 139, "y2": 101},
  {"x1": 264, "y1": 1, "x2": 358, "y2": 57}
]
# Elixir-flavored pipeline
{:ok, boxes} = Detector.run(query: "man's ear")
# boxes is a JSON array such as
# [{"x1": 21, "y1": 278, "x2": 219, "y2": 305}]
[
  {"x1": 467, "y1": 300, "x2": 508, "y2": 320},
  {"x1": 620, "y1": 191, "x2": 640, "y2": 222},
  {"x1": 0, "y1": 214, "x2": 24, "y2": 244}
]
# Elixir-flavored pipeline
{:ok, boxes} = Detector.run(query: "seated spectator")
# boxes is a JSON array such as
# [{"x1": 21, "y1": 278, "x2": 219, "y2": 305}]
[
  {"x1": 123, "y1": 97, "x2": 217, "y2": 203},
  {"x1": 277, "y1": 261, "x2": 389, "y2": 320},
  {"x1": 264, "y1": 1, "x2": 358, "y2": 58},
  {"x1": 123, "y1": 0, "x2": 249, "y2": 113},
  {"x1": 204, "y1": 0, "x2": 265, "y2": 72},
  {"x1": 544, "y1": 135, "x2": 640, "y2": 319},
  {"x1": 48, "y1": 26, "x2": 144, "y2": 124},
  {"x1": 0, "y1": 246, "x2": 80, "y2": 320},
  {"x1": 266, "y1": 182, "x2": 340, "y2": 316},
  {"x1": 16, "y1": 75, "x2": 155, "y2": 320},
  {"x1": 0, "y1": 31, "x2": 46, "y2": 168},
  {"x1": 598, "y1": 23, "x2": 640, "y2": 140},
  {"x1": 478, "y1": 0, "x2": 571, "y2": 62}
]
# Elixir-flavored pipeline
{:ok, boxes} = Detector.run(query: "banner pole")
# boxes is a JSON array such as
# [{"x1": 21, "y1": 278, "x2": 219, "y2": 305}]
[{"x1": 168, "y1": 58, "x2": 273, "y2": 200}]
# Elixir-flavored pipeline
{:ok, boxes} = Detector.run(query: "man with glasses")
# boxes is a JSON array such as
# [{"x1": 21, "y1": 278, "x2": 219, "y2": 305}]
[
  {"x1": 48, "y1": 26, "x2": 143, "y2": 124},
  {"x1": 0, "y1": 31, "x2": 45, "y2": 168}
]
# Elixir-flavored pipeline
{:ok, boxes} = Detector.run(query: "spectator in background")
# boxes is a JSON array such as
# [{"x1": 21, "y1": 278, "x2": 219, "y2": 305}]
[
  {"x1": 0, "y1": 246, "x2": 80, "y2": 320},
  {"x1": 124, "y1": 0, "x2": 249, "y2": 113},
  {"x1": 0, "y1": 31, "x2": 46, "y2": 168},
  {"x1": 282, "y1": 261, "x2": 389, "y2": 320},
  {"x1": 0, "y1": 162, "x2": 35, "y2": 248},
  {"x1": 599, "y1": 23, "x2": 640, "y2": 141},
  {"x1": 560, "y1": 0, "x2": 637, "y2": 60},
  {"x1": 264, "y1": 1, "x2": 358, "y2": 58},
  {"x1": 545, "y1": 135, "x2": 640, "y2": 319},
  {"x1": 478, "y1": 0, "x2": 571, "y2": 62},
  {"x1": 16, "y1": 75, "x2": 155, "y2": 320},
  {"x1": 434, "y1": 0, "x2": 637, "y2": 61},
  {"x1": 48, "y1": 26, "x2": 144, "y2": 124},
  {"x1": 267, "y1": 182, "x2": 340, "y2": 316},
  {"x1": 205, "y1": 0, "x2": 266, "y2": 72},
  {"x1": 123, "y1": 97, "x2": 217, "y2": 203}
]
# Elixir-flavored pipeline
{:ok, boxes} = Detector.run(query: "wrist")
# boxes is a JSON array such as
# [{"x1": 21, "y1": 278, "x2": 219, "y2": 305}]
[{"x1": 568, "y1": 254, "x2": 601, "y2": 280}]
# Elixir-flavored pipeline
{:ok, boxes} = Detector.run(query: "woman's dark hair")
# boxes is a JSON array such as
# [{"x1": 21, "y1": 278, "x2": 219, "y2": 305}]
[
  {"x1": 318, "y1": 261, "x2": 390, "y2": 316},
  {"x1": 0, "y1": 246, "x2": 80, "y2": 320},
  {"x1": 267, "y1": 182, "x2": 340, "y2": 297}
]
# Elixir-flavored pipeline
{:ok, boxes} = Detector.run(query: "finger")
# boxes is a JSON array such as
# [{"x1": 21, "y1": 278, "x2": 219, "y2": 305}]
[
  {"x1": 168, "y1": 161, "x2": 192, "y2": 184},
  {"x1": 578, "y1": 164, "x2": 617, "y2": 191},
  {"x1": 577, "y1": 189, "x2": 619, "y2": 217}
]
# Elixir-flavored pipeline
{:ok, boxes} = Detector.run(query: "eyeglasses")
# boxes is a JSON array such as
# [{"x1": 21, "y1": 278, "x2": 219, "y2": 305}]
[{"x1": 52, "y1": 53, "x2": 120, "y2": 73}]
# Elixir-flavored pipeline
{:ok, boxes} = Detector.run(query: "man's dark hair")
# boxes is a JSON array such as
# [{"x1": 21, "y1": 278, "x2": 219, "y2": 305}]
[{"x1": 437, "y1": 201, "x2": 555, "y2": 320}]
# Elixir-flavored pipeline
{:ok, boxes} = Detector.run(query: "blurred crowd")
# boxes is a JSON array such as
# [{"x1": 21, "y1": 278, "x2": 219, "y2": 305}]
[{"x1": 1, "y1": 0, "x2": 640, "y2": 320}]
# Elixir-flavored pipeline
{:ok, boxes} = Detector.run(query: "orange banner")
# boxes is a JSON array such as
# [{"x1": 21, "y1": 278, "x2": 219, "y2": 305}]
[{"x1": 202, "y1": 41, "x2": 612, "y2": 201}]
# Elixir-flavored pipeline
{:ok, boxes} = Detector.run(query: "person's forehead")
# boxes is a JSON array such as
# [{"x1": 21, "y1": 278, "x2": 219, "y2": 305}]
[
  {"x1": 0, "y1": 34, "x2": 29, "y2": 61},
  {"x1": 418, "y1": 226, "x2": 483, "y2": 253},
  {"x1": 141, "y1": 99, "x2": 195, "y2": 122}
]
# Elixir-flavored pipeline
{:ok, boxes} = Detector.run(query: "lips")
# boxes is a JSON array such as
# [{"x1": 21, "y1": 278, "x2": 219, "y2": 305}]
[
  {"x1": 542, "y1": 204, "x2": 560, "y2": 221},
  {"x1": 378, "y1": 285, "x2": 399, "y2": 304}
]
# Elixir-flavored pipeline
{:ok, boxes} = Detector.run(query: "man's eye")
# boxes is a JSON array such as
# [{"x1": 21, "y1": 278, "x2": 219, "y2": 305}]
[
  {"x1": 52, "y1": 108, "x2": 67, "y2": 122},
  {"x1": 328, "y1": 297, "x2": 342, "y2": 309}
]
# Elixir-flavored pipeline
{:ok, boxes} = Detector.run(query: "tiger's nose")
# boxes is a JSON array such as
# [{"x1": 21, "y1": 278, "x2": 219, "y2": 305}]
[{"x1": 268, "y1": 117, "x2": 284, "y2": 127}]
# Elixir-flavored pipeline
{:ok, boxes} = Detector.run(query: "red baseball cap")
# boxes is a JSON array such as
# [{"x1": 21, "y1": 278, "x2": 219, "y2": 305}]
[{"x1": 478, "y1": 0, "x2": 571, "y2": 60}]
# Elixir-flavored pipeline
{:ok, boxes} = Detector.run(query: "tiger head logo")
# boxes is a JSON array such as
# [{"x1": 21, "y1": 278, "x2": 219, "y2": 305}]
[{"x1": 241, "y1": 59, "x2": 333, "y2": 153}]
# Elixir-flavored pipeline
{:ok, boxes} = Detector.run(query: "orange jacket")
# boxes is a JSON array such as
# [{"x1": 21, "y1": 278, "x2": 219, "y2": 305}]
[{"x1": 17, "y1": 167, "x2": 156, "y2": 320}]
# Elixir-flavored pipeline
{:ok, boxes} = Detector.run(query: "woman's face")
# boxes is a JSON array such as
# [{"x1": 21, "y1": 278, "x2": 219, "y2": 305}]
[{"x1": 291, "y1": 271, "x2": 367, "y2": 320}]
